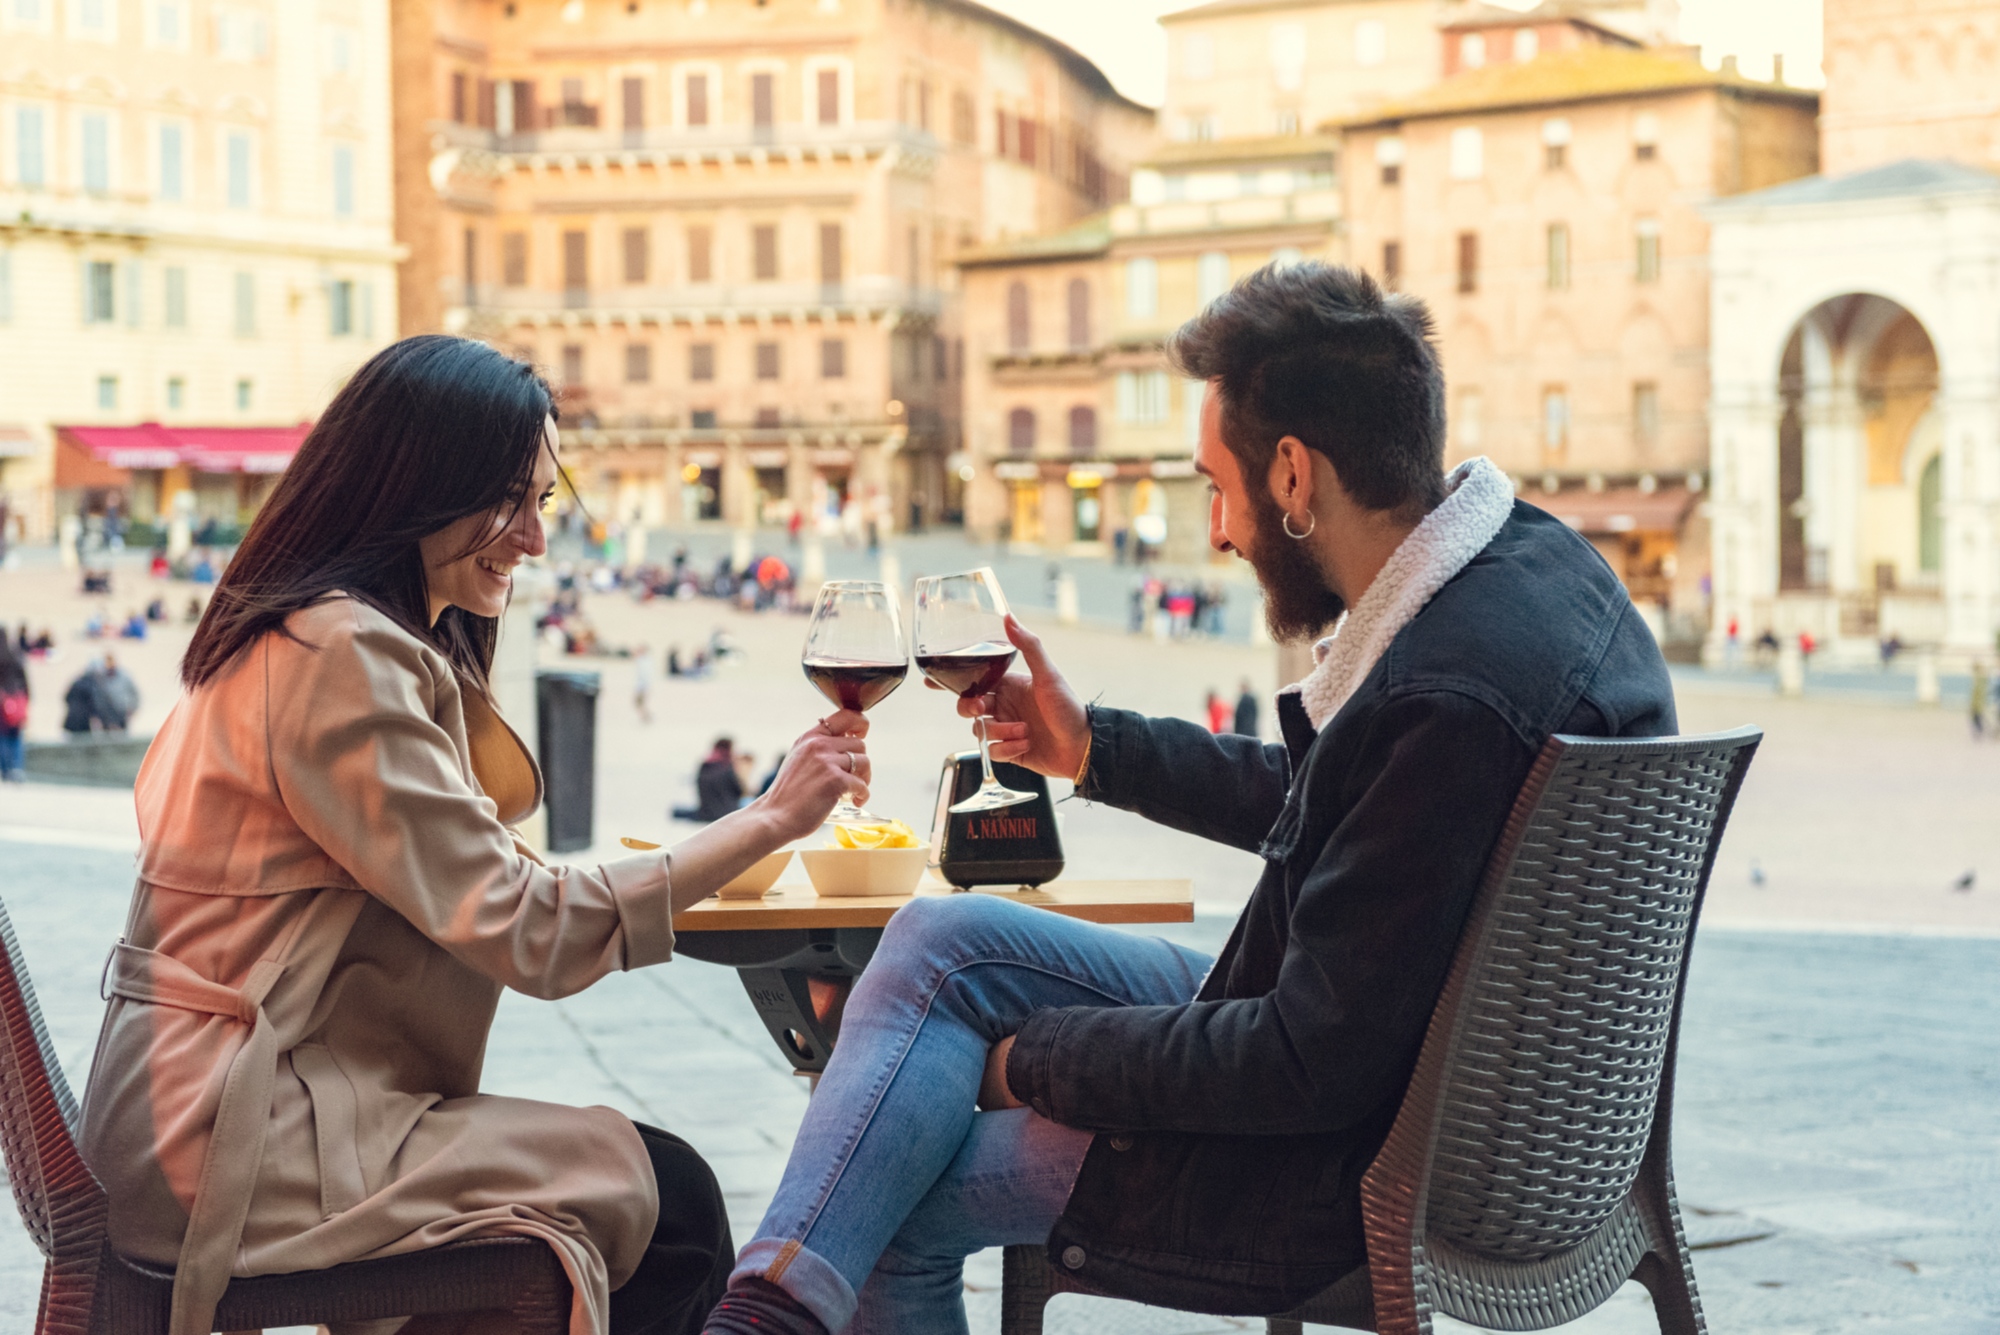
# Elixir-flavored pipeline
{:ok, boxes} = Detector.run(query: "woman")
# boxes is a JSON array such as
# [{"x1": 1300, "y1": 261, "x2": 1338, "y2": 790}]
[
  {"x1": 78, "y1": 336, "x2": 873, "y2": 1335},
  {"x1": 0, "y1": 633, "x2": 27, "y2": 780}
]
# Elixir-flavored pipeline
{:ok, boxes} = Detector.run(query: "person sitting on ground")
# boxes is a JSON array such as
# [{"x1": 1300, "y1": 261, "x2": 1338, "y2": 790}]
[
  {"x1": 699, "y1": 262, "x2": 1677, "y2": 1335},
  {"x1": 672, "y1": 737, "x2": 747, "y2": 823},
  {"x1": 80, "y1": 336, "x2": 874, "y2": 1335},
  {"x1": 97, "y1": 650, "x2": 139, "y2": 727}
]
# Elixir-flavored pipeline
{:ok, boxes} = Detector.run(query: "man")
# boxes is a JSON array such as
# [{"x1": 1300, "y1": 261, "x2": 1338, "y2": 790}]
[
  {"x1": 1232, "y1": 675, "x2": 1260, "y2": 737},
  {"x1": 702, "y1": 264, "x2": 1675, "y2": 1335}
]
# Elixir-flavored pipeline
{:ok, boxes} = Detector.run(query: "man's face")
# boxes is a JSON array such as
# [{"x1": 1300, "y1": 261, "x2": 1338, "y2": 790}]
[{"x1": 1195, "y1": 381, "x2": 1346, "y2": 642}]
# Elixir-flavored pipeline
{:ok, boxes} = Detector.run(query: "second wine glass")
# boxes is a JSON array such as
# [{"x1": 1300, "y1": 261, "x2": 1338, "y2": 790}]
[
  {"x1": 802, "y1": 580, "x2": 907, "y2": 825},
  {"x1": 913, "y1": 567, "x2": 1035, "y2": 812}
]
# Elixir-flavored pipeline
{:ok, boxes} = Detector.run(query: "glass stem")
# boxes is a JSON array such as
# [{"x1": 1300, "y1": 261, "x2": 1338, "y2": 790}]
[{"x1": 976, "y1": 715, "x2": 1001, "y2": 790}]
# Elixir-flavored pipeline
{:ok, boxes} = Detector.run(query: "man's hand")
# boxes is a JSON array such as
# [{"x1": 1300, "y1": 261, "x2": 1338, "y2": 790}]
[
  {"x1": 938, "y1": 615, "x2": 1090, "y2": 781},
  {"x1": 978, "y1": 1034, "x2": 1024, "y2": 1111}
]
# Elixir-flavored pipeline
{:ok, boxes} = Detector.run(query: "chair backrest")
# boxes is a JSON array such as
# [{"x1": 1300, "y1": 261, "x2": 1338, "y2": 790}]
[
  {"x1": 1399, "y1": 728, "x2": 1760, "y2": 1265},
  {"x1": 0, "y1": 892, "x2": 108, "y2": 1262}
]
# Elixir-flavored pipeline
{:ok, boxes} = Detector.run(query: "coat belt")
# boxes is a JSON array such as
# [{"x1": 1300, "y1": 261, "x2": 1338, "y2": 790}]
[{"x1": 106, "y1": 941, "x2": 286, "y2": 1335}]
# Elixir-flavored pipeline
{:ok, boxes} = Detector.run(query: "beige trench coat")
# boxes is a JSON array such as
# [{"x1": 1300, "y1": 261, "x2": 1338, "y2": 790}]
[{"x1": 79, "y1": 596, "x2": 680, "y2": 1335}]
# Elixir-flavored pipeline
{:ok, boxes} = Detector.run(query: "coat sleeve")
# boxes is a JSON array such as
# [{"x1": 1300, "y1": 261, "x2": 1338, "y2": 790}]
[
  {"x1": 1078, "y1": 706, "x2": 1293, "y2": 854},
  {"x1": 1007, "y1": 690, "x2": 1533, "y2": 1135},
  {"x1": 265, "y1": 606, "x2": 676, "y2": 998}
]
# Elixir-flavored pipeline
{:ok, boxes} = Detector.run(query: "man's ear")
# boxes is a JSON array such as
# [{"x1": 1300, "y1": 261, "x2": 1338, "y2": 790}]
[{"x1": 1268, "y1": 436, "x2": 1315, "y2": 511}]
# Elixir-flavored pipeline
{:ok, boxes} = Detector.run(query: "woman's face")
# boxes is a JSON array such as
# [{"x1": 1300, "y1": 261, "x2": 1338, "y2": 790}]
[{"x1": 420, "y1": 416, "x2": 559, "y2": 624}]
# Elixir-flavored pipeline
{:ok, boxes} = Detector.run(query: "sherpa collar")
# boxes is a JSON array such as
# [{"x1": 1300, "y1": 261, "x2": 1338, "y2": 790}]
[{"x1": 1281, "y1": 456, "x2": 1514, "y2": 732}]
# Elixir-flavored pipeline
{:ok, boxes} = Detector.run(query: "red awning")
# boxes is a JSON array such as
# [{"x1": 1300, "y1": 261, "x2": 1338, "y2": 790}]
[
  {"x1": 1528, "y1": 486, "x2": 1695, "y2": 536},
  {"x1": 56, "y1": 423, "x2": 311, "y2": 474}
]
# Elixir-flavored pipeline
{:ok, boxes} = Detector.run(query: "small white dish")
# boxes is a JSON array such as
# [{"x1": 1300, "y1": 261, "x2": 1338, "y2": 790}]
[
  {"x1": 715, "y1": 849, "x2": 794, "y2": 899},
  {"x1": 799, "y1": 844, "x2": 931, "y2": 898}
]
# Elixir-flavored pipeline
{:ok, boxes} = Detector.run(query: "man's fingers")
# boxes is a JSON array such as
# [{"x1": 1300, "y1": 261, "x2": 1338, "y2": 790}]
[
  {"x1": 1004, "y1": 615, "x2": 1051, "y2": 675},
  {"x1": 987, "y1": 741, "x2": 1030, "y2": 763}
]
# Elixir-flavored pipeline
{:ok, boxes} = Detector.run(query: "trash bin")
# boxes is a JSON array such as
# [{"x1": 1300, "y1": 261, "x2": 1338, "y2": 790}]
[{"x1": 536, "y1": 669, "x2": 600, "y2": 853}]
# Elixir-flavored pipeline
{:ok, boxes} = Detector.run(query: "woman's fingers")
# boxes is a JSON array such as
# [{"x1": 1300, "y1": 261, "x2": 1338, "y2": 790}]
[{"x1": 816, "y1": 709, "x2": 870, "y2": 738}]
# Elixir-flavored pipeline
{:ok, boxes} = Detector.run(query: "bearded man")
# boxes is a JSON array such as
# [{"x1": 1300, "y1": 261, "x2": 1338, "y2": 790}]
[{"x1": 701, "y1": 263, "x2": 1677, "y2": 1335}]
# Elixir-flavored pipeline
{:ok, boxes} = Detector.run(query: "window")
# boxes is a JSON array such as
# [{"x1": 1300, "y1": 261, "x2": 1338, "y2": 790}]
[
  {"x1": 1354, "y1": 18, "x2": 1386, "y2": 66},
  {"x1": 1068, "y1": 405, "x2": 1097, "y2": 454},
  {"x1": 1007, "y1": 407, "x2": 1034, "y2": 453},
  {"x1": 687, "y1": 225, "x2": 712, "y2": 282},
  {"x1": 689, "y1": 408, "x2": 717, "y2": 430},
  {"x1": 9, "y1": 0, "x2": 43, "y2": 25},
  {"x1": 818, "y1": 222, "x2": 842, "y2": 285},
  {"x1": 906, "y1": 225, "x2": 921, "y2": 288},
  {"x1": 625, "y1": 343, "x2": 651, "y2": 383},
  {"x1": 452, "y1": 71, "x2": 467, "y2": 123},
  {"x1": 158, "y1": 122, "x2": 184, "y2": 200},
  {"x1": 1376, "y1": 134, "x2": 1403, "y2": 186},
  {"x1": 750, "y1": 71, "x2": 774, "y2": 133},
  {"x1": 216, "y1": 9, "x2": 264, "y2": 59},
  {"x1": 951, "y1": 89, "x2": 974, "y2": 144},
  {"x1": 1197, "y1": 251, "x2": 1230, "y2": 306},
  {"x1": 225, "y1": 131, "x2": 252, "y2": 208},
  {"x1": 816, "y1": 68, "x2": 839, "y2": 125},
  {"x1": 1448, "y1": 126, "x2": 1483, "y2": 180},
  {"x1": 73, "y1": 0, "x2": 112, "y2": 36},
  {"x1": 123, "y1": 259, "x2": 141, "y2": 327},
  {"x1": 233, "y1": 271, "x2": 255, "y2": 334},
  {"x1": 1066, "y1": 277, "x2": 1090, "y2": 350},
  {"x1": 331, "y1": 144, "x2": 355, "y2": 218},
  {"x1": 1546, "y1": 222, "x2": 1570, "y2": 289},
  {"x1": 1460, "y1": 32, "x2": 1486, "y2": 69},
  {"x1": 234, "y1": 377, "x2": 252, "y2": 410},
  {"x1": 1382, "y1": 240, "x2": 1401, "y2": 289},
  {"x1": 622, "y1": 226, "x2": 648, "y2": 283},
  {"x1": 563, "y1": 229, "x2": 587, "y2": 295},
  {"x1": 560, "y1": 344, "x2": 583, "y2": 386},
  {"x1": 1635, "y1": 217, "x2": 1661, "y2": 282},
  {"x1": 1268, "y1": 22, "x2": 1305, "y2": 91},
  {"x1": 1181, "y1": 33, "x2": 1214, "y2": 81},
  {"x1": 16, "y1": 106, "x2": 46, "y2": 187},
  {"x1": 1542, "y1": 117, "x2": 1570, "y2": 171},
  {"x1": 85, "y1": 260, "x2": 115, "y2": 323},
  {"x1": 1181, "y1": 113, "x2": 1216, "y2": 143},
  {"x1": 330, "y1": 278, "x2": 353, "y2": 334},
  {"x1": 754, "y1": 341, "x2": 779, "y2": 380},
  {"x1": 1116, "y1": 370, "x2": 1170, "y2": 424},
  {"x1": 820, "y1": 338, "x2": 845, "y2": 378},
  {"x1": 1457, "y1": 231, "x2": 1479, "y2": 294},
  {"x1": 96, "y1": 374, "x2": 117, "y2": 409},
  {"x1": 622, "y1": 76, "x2": 643, "y2": 131},
  {"x1": 166, "y1": 376, "x2": 184, "y2": 409},
  {"x1": 754, "y1": 407, "x2": 780, "y2": 429},
  {"x1": 1634, "y1": 112, "x2": 1660, "y2": 161},
  {"x1": 1541, "y1": 386, "x2": 1569, "y2": 454},
  {"x1": 685, "y1": 72, "x2": 709, "y2": 127},
  {"x1": 934, "y1": 334, "x2": 948, "y2": 379},
  {"x1": 1514, "y1": 28, "x2": 1539, "y2": 61},
  {"x1": 326, "y1": 25, "x2": 353, "y2": 73},
  {"x1": 502, "y1": 232, "x2": 527, "y2": 286},
  {"x1": 164, "y1": 266, "x2": 186, "y2": 326},
  {"x1": 1182, "y1": 377, "x2": 1205, "y2": 448},
  {"x1": 689, "y1": 342, "x2": 715, "y2": 381},
  {"x1": 1125, "y1": 257, "x2": 1158, "y2": 319},
  {"x1": 0, "y1": 249, "x2": 8, "y2": 324},
  {"x1": 1005, "y1": 280, "x2": 1030, "y2": 353},
  {"x1": 752, "y1": 223, "x2": 777, "y2": 280},
  {"x1": 80, "y1": 111, "x2": 110, "y2": 194},
  {"x1": 1633, "y1": 381, "x2": 1659, "y2": 446},
  {"x1": 1456, "y1": 387, "x2": 1483, "y2": 449}
]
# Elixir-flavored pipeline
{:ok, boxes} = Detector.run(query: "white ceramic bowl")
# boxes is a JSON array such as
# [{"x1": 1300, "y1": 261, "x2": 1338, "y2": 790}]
[
  {"x1": 799, "y1": 844, "x2": 931, "y2": 898},
  {"x1": 714, "y1": 849, "x2": 794, "y2": 899}
]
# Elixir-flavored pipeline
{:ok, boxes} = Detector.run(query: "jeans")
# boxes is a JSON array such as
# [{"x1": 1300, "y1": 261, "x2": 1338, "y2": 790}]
[
  {"x1": 0, "y1": 729, "x2": 21, "y2": 779},
  {"x1": 731, "y1": 894, "x2": 1211, "y2": 1335}
]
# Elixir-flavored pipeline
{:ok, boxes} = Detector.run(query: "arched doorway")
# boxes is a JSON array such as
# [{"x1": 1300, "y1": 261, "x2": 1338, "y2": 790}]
[{"x1": 1769, "y1": 293, "x2": 1940, "y2": 641}]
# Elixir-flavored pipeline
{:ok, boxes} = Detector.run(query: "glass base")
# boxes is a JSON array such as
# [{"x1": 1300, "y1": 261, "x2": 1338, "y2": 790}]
[{"x1": 949, "y1": 784, "x2": 1037, "y2": 813}]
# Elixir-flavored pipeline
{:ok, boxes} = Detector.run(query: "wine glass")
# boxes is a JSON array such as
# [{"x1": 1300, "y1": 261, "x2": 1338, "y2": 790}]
[
  {"x1": 913, "y1": 568, "x2": 1035, "y2": 812},
  {"x1": 802, "y1": 580, "x2": 908, "y2": 825}
]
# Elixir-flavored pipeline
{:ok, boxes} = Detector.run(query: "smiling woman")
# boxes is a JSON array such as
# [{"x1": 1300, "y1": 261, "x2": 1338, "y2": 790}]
[{"x1": 82, "y1": 335, "x2": 875, "y2": 1335}]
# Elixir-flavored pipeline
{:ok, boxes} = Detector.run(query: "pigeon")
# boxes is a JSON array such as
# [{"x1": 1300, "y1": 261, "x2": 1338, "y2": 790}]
[
  {"x1": 1952, "y1": 870, "x2": 1975, "y2": 893},
  {"x1": 1749, "y1": 861, "x2": 1766, "y2": 887}
]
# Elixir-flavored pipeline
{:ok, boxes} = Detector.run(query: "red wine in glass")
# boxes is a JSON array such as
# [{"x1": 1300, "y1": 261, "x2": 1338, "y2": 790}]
[
  {"x1": 915, "y1": 643, "x2": 1017, "y2": 698},
  {"x1": 804, "y1": 659, "x2": 909, "y2": 712}
]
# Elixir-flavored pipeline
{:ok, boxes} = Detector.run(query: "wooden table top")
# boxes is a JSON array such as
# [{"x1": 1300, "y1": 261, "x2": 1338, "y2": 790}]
[{"x1": 673, "y1": 878, "x2": 1194, "y2": 932}]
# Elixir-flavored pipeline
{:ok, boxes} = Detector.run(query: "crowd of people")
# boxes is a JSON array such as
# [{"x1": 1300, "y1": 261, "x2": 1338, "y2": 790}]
[{"x1": 1129, "y1": 575, "x2": 1230, "y2": 639}]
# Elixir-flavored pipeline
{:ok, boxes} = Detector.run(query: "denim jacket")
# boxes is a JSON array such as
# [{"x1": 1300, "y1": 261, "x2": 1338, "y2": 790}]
[{"x1": 1004, "y1": 501, "x2": 1678, "y2": 1313}]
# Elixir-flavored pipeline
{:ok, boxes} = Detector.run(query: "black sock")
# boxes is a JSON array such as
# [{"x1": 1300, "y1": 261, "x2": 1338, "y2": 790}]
[{"x1": 701, "y1": 1276, "x2": 829, "y2": 1335}]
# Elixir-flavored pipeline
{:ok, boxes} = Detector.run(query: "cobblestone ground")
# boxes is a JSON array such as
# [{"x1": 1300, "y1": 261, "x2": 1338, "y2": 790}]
[{"x1": 2, "y1": 549, "x2": 1998, "y2": 1332}]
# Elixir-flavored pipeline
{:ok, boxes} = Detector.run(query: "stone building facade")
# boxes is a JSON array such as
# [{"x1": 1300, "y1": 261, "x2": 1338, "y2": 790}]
[
  {"x1": 396, "y1": 0, "x2": 1152, "y2": 537},
  {"x1": 1705, "y1": 0, "x2": 2000, "y2": 664},
  {"x1": 0, "y1": 0, "x2": 399, "y2": 542},
  {"x1": 1343, "y1": 47, "x2": 1817, "y2": 637}
]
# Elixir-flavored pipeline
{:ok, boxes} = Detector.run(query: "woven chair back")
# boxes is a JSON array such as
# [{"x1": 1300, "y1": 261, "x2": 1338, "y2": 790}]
[{"x1": 1421, "y1": 730, "x2": 1756, "y2": 1265}]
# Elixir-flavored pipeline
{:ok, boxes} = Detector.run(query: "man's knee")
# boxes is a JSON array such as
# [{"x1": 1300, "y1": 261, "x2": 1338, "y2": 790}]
[{"x1": 878, "y1": 891, "x2": 1023, "y2": 961}]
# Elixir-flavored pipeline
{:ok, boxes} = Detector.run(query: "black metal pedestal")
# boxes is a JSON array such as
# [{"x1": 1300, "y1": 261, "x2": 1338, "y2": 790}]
[{"x1": 674, "y1": 927, "x2": 885, "y2": 1072}]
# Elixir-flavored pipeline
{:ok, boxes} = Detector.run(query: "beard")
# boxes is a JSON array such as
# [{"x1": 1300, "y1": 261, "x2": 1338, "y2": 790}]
[{"x1": 1242, "y1": 486, "x2": 1346, "y2": 643}]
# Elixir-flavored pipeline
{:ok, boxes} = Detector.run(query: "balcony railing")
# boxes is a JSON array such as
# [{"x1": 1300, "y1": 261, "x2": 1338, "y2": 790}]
[
  {"x1": 436, "y1": 119, "x2": 941, "y2": 162},
  {"x1": 458, "y1": 276, "x2": 944, "y2": 323}
]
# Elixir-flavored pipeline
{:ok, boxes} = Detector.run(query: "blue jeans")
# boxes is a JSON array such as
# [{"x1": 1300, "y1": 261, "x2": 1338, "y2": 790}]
[
  {"x1": 0, "y1": 729, "x2": 22, "y2": 779},
  {"x1": 730, "y1": 894, "x2": 1211, "y2": 1335}
]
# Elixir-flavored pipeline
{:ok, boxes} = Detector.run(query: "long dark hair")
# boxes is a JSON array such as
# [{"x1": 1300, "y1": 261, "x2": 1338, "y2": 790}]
[{"x1": 182, "y1": 335, "x2": 557, "y2": 692}]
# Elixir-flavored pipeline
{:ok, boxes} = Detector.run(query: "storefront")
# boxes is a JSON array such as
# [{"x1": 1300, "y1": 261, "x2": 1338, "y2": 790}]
[{"x1": 53, "y1": 423, "x2": 310, "y2": 539}]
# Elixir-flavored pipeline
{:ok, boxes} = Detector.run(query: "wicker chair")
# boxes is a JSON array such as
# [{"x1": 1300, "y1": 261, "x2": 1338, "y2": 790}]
[
  {"x1": 1002, "y1": 726, "x2": 1762, "y2": 1335},
  {"x1": 0, "y1": 893, "x2": 571, "y2": 1335}
]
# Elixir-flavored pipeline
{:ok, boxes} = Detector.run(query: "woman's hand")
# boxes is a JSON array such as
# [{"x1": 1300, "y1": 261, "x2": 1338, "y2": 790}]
[
  {"x1": 753, "y1": 710, "x2": 871, "y2": 844},
  {"x1": 943, "y1": 616, "x2": 1089, "y2": 780}
]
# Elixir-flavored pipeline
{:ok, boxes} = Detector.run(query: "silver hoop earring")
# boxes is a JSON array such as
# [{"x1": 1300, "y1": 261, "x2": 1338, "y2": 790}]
[{"x1": 1282, "y1": 511, "x2": 1316, "y2": 540}]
